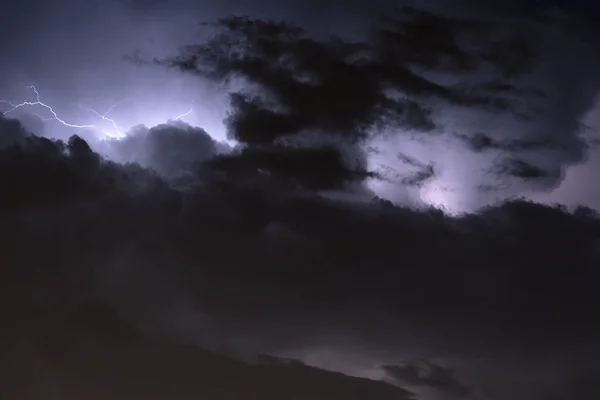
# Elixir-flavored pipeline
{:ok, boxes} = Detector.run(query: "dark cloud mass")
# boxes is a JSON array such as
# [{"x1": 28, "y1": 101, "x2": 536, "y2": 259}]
[
  {"x1": 157, "y1": 9, "x2": 538, "y2": 191},
  {"x1": 2, "y1": 1, "x2": 600, "y2": 400},
  {"x1": 2, "y1": 111, "x2": 600, "y2": 399},
  {"x1": 147, "y1": 3, "x2": 600, "y2": 212}
]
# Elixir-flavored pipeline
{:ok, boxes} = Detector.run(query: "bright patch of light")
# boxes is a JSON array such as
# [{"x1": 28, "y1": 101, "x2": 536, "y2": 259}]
[
  {"x1": 419, "y1": 183, "x2": 461, "y2": 216},
  {"x1": 80, "y1": 100, "x2": 127, "y2": 139},
  {"x1": 1, "y1": 86, "x2": 201, "y2": 141}
]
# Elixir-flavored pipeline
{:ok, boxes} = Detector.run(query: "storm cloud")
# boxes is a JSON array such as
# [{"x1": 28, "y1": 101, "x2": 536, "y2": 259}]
[
  {"x1": 2, "y1": 1, "x2": 600, "y2": 399},
  {"x1": 1, "y1": 113, "x2": 600, "y2": 399},
  {"x1": 138, "y1": 5, "x2": 600, "y2": 212}
]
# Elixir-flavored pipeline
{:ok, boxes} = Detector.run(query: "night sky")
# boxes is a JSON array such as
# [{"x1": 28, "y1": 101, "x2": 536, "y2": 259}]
[{"x1": 1, "y1": 0, "x2": 600, "y2": 399}]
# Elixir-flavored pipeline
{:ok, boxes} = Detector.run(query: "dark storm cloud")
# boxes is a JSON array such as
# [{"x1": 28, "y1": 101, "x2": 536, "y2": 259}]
[
  {"x1": 372, "y1": 6, "x2": 537, "y2": 84},
  {"x1": 396, "y1": 152, "x2": 437, "y2": 187},
  {"x1": 0, "y1": 113, "x2": 31, "y2": 148},
  {"x1": 3, "y1": 0, "x2": 599, "y2": 208},
  {"x1": 4, "y1": 2, "x2": 600, "y2": 399},
  {"x1": 206, "y1": 145, "x2": 376, "y2": 191},
  {"x1": 492, "y1": 158, "x2": 555, "y2": 181},
  {"x1": 146, "y1": 4, "x2": 600, "y2": 203},
  {"x1": 454, "y1": 132, "x2": 551, "y2": 153},
  {"x1": 152, "y1": 9, "x2": 539, "y2": 191},
  {"x1": 2, "y1": 113, "x2": 600, "y2": 398},
  {"x1": 170, "y1": 14, "x2": 434, "y2": 141}
]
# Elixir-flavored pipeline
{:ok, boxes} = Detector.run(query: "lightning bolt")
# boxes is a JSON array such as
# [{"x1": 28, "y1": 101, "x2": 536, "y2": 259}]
[
  {"x1": 0, "y1": 85, "x2": 96, "y2": 129},
  {"x1": 174, "y1": 108, "x2": 194, "y2": 120},
  {"x1": 80, "y1": 100, "x2": 128, "y2": 139},
  {"x1": 2, "y1": 85, "x2": 198, "y2": 139},
  {"x1": 173, "y1": 99, "x2": 195, "y2": 121},
  {"x1": 82, "y1": 103, "x2": 194, "y2": 138}
]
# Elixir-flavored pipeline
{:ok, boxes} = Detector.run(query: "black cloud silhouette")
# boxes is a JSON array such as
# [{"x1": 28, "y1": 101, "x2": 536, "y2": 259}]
[{"x1": 155, "y1": 9, "x2": 539, "y2": 191}]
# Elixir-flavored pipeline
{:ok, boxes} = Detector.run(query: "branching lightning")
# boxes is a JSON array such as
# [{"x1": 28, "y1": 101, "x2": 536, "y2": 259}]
[
  {"x1": 0, "y1": 85, "x2": 95, "y2": 129},
  {"x1": 80, "y1": 99, "x2": 129, "y2": 139},
  {"x1": 1, "y1": 85, "x2": 197, "y2": 140}
]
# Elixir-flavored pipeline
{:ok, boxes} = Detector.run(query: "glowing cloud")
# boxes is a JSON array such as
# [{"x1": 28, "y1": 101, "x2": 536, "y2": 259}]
[{"x1": 1, "y1": 86, "x2": 197, "y2": 140}]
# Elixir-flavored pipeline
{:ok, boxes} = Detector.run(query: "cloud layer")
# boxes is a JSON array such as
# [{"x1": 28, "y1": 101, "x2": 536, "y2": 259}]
[
  {"x1": 2, "y1": 113, "x2": 600, "y2": 399},
  {"x1": 2, "y1": 2, "x2": 600, "y2": 399}
]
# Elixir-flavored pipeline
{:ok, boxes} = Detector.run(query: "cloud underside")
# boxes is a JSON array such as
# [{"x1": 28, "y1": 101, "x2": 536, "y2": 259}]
[{"x1": 1, "y1": 113, "x2": 600, "y2": 398}]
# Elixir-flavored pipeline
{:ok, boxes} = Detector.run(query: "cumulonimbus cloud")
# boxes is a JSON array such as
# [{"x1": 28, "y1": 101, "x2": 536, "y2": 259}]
[
  {"x1": 3, "y1": 3, "x2": 600, "y2": 399},
  {"x1": 2, "y1": 111, "x2": 600, "y2": 398}
]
